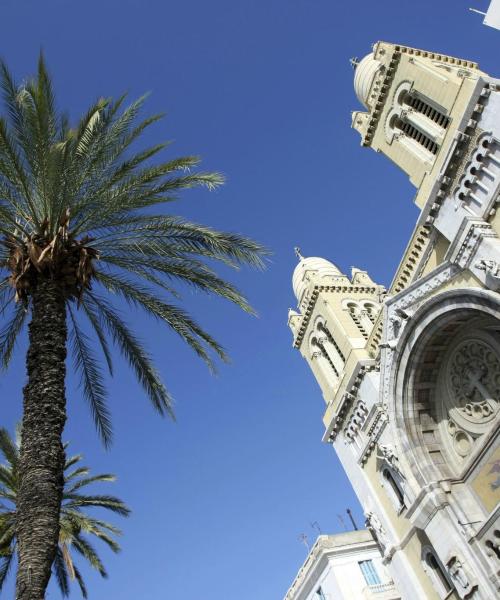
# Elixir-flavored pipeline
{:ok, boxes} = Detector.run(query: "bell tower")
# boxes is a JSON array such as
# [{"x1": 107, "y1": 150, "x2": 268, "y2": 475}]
[
  {"x1": 288, "y1": 253, "x2": 385, "y2": 407},
  {"x1": 351, "y1": 42, "x2": 490, "y2": 208}
]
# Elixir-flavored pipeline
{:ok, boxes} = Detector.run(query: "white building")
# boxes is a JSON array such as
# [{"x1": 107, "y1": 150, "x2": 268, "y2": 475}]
[
  {"x1": 288, "y1": 42, "x2": 500, "y2": 600},
  {"x1": 284, "y1": 530, "x2": 400, "y2": 600}
]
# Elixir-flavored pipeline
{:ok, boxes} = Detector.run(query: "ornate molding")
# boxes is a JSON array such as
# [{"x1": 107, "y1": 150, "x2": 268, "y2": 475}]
[
  {"x1": 380, "y1": 262, "x2": 460, "y2": 405},
  {"x1": 359, "y1": 405, "x2": 389, "y2": 465},
  {"x1": 292, "y1": 285, "x2": 381, "y2": 349},
  {"x1": 325, "y1": 365, "x2": 377, "y2": 443}
]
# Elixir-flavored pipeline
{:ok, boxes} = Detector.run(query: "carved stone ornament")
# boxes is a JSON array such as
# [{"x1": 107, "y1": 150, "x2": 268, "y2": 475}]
[
  {"x1": 439, "y1": 333, "x2": 500, "y2": 464},
  {"x1": 475, "y1": 259, "x2": 500, "y2": 280},
  {"x1": 364, "y1": 510, "x2": 389, "y2": 551},
  {"x1": 379, "y1": 263, "x2": 460, "y2": 406},
  {"x1": 377, "y1": 444, "x2": 399, "y2": 468},
  {"x1": 446, "y1": 557, "x2": 476, "y2": 599},
  {"x1": 446, "y1": 339, "x2": 499, "y2": 457}
]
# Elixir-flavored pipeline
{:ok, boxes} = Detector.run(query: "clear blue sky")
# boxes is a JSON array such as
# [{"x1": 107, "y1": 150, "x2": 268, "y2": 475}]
[{"x1": 0, "y1": 1, "x2": 498, "y2": 598}]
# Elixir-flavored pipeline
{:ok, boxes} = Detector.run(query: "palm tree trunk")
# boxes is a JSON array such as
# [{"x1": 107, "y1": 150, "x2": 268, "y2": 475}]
[{"x1": 15, "y1": 278, "x2": 67, "y2": 600}]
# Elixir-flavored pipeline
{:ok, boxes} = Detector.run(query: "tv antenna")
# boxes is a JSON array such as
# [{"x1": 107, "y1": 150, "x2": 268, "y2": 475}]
[
  {"x1": 310, "y1": 521, "x2": 322, "y2": 535},
  {"x1": 298, "y1": 533, "x2": 310, "y2": 551}
]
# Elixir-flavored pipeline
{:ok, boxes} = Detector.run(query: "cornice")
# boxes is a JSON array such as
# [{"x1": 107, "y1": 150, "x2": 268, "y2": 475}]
[
  {"x1": 292, "y1": 285, "x2": 381, "y2": 349},
  {"x1": 358, "y1": 405, "x2": 389, "y2": 466},
  {"x1": 323, "y1": 363, "x2": 378, "y2": 444},
  {"x1": 360, "y1": 43, "x2": 479, "y2": 147}
]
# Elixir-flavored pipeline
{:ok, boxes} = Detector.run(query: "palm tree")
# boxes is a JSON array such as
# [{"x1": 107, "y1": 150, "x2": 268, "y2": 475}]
[
  {"x1": 0, "y1": 56, "x2": 267, "y2": 599},
  {"x1": 0, "y1": 427, "x2": 130, "y2": 598}
]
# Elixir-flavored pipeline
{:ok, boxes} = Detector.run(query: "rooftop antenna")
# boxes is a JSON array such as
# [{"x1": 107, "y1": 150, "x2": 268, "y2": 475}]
[
  {"x1": 350, "y1": 57, "x2": 360, "y2": 69},
  {"x1": 469, "y1": 7, "x2": 487, "y2": 16},
  {"x1": 337, "y1": 514, "x2": 348, "y2": 531},
  {"x1": 311, "y1": 521, "x2": 322, "y2": 535},
  {"x1": 347, "y1": 508, "x2": 359, "y2": 531},
  {"x1": 294, "y1": 246, "x2": 304, "y2": 261},
  {"x1": 298, "y1": 533, "x2": 310, "y2": 551}
]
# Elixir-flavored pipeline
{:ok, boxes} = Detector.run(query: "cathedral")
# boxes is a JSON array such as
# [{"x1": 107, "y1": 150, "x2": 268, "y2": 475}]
[{"x1": 287, "y1": 42, "x2": 500, "y2": 599}]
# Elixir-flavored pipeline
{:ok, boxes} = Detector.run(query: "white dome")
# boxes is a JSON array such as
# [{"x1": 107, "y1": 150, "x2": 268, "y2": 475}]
[
  {"x1": 292, "y1": 257, "x2": 343, "y2": 302},
  {"x1": 354, "y1": 53, "x2": 382, "y2": 108}
]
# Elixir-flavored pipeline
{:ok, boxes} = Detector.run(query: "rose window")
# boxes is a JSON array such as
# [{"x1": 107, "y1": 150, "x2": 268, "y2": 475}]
[{"x1": 441, "y1": 335, "x2": 500, "y2": 462}]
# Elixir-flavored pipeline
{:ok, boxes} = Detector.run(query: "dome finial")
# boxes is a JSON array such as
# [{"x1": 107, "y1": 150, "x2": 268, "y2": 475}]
[
  {"x1": 294, "y1": 246, "x2": 304, "y2": 261},
  {"x1": 350, "y1": 57, "x2": 360, "y2": 69}
]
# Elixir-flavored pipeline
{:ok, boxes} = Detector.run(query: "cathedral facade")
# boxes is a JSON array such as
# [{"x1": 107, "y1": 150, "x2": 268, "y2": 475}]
[{"x1": 288, "y1": 42, "x2": 500, "y2": 600}]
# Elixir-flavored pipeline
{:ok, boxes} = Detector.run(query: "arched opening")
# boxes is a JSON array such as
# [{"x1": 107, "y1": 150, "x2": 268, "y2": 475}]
[
  {"x1": 392, "y1": 290, "x2": 500, "y2": 488},
  {"x1": 422, "y1": 547, "x2": 453, "y2": 598},
  {"x1": 346, "y1": 302, "x2": 368, "y2": 339},
  {"x1": 363, "y1": 302, "x2": 379, "y2": 324},
  {"x1": 382, "y1": 466, "x2": 405, "y2": 511}
]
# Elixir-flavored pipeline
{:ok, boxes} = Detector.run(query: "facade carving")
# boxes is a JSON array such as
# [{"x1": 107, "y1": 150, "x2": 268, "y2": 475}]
[{"x1": 287, "y1": 42, "x2": 500, "y2": 600}]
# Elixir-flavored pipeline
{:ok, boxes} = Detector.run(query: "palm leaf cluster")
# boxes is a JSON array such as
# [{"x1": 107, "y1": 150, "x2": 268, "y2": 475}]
[
  {"x1": 0, "y1": 56, "x2": 267, "y2": 445},
  {"x1": 0, "y1": 427, "x2": 130, "y2": 597}
]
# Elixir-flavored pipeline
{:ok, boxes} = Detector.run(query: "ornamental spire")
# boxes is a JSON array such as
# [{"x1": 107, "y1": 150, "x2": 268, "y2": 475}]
[{"x1": 294, "y1": 246, "x2": 304, "y2": 261}]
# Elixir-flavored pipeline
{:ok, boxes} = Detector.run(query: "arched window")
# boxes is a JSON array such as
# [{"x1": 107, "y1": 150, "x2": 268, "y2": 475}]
[
  {"x1": 308, "y1": 332, "x2": 339, "y2": 400},
  {"x1": 422, "y1": 547, "x2": 453, "y2": 598},
  {"x1": 381, "y1": 466, "x2": 405, "y2": 512},
  {"x1": 363, "y1": 302, "x2": 378, "y2": 324},
  {"x1": 346, "y1": 303, "x2": 368, "y2": 339},
  {"x1": 313, "y1": 335, "x2": 339, "y2": 378},
  {"x1": 316, "y1": 322, "x2": 345, "y2": 375},
  {"x1": 401, "y1": 90, "x2": 450, "y2": 129},
  {"x1": 391, "y1": 115, "x2": 438, "y2": 155}
]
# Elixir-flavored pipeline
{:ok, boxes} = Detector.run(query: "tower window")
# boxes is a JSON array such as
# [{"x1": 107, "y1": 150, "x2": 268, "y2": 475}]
[
  {"x1": 364, "y1": 303, "x2": 378, "y2": 324},
  {"x1": 396, "y1": 118, "x2": 438, "y2": 155},
  {"x1": 317, "y1": 322, "x2": 346, "y2": 362},
  {"x1": 359, "y1": 560, "x2": 381, "y2": 586},
  {"x1": 315, "y1": 337, "x2": 339, "y2": 378},
  {"x1": 347, "y1": 304, "x2": 369, "y2": 339},
  {"x1": 422, "y1": 548, "x2": 453, "y2": 598},
  {"x1": 382, "y1": 467, "x2": 405, "y2": 511},
  {"x1": 407, "y1": 94, "x2": 450, "y2": 129}
]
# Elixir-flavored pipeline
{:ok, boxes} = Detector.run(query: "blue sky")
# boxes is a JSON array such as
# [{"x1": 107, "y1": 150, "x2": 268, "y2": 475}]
[{"x1": 0, "y1": 1, "x2": 498, "y2": 598}]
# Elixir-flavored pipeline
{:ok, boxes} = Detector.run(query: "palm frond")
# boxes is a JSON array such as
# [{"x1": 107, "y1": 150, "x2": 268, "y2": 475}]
[
  {"x1": 53, "y1": 547, "x2": 70, "y2": 597},
  {"x1": 0, "y1": 428, "x2": 19, "y2": 472},
  {"x1": 64, "y1": 494, "x2": 131, "y2": 517},
  {"x1": 94, "y1": 271, "x2": 228, "y2": 369},
  {"x1": 72, "y1": 535, "x2": 107, "y2": 578},
  {"x1": 79, "y1": 299, "x2": 114, "y2": 376},
  {"x1": 64, "y1": 453, "x2": 84, "y2": 471},
  {"x1": 65, "y1": 473, "x2": 116, "y2": 494},
  {"x1": 73, "y1": 563, "x2": 88, "y2": 598},
  {"x1": 0, "y1": 303, "x2": 27, "y2": 369},
  {"x1": 68, "y1": 305, "x2": 112, "y2": 447},
  {"x1": 86, "y1": 294, "x2": 173, "y2": 417},
  {"x1": 64, "y1": 466, "x2": 90, "y2": 482},
  {"x1": 0, "y1": 553, "x2": 13, "y2": 591},
  {"x1": 0, "y1": 426, "x2": 129, "y2": 595}
]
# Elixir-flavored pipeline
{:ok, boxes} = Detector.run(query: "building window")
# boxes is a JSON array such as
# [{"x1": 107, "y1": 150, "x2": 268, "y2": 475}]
[
  {"x1": 315, "y1": 587, "x2": 326, "y2": 600},
  {"x1": 347, "y1": 303, "x2": 369, "y2": 339},
  {"x1": 405, "y1": 93, "x2": 450, "y2": 129},
  {"x1": 381, "y1": 466, "x2": 406, "y2": 512},
  {"x1": 422, "y1": 547, "x2": 453, "y2": 598},
  {"x1": 392, "y1": 116, "x2": 439, "y2": 154},
  {"x1": 359, "y1": 560, "x2": 381, "y2": 586}
]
